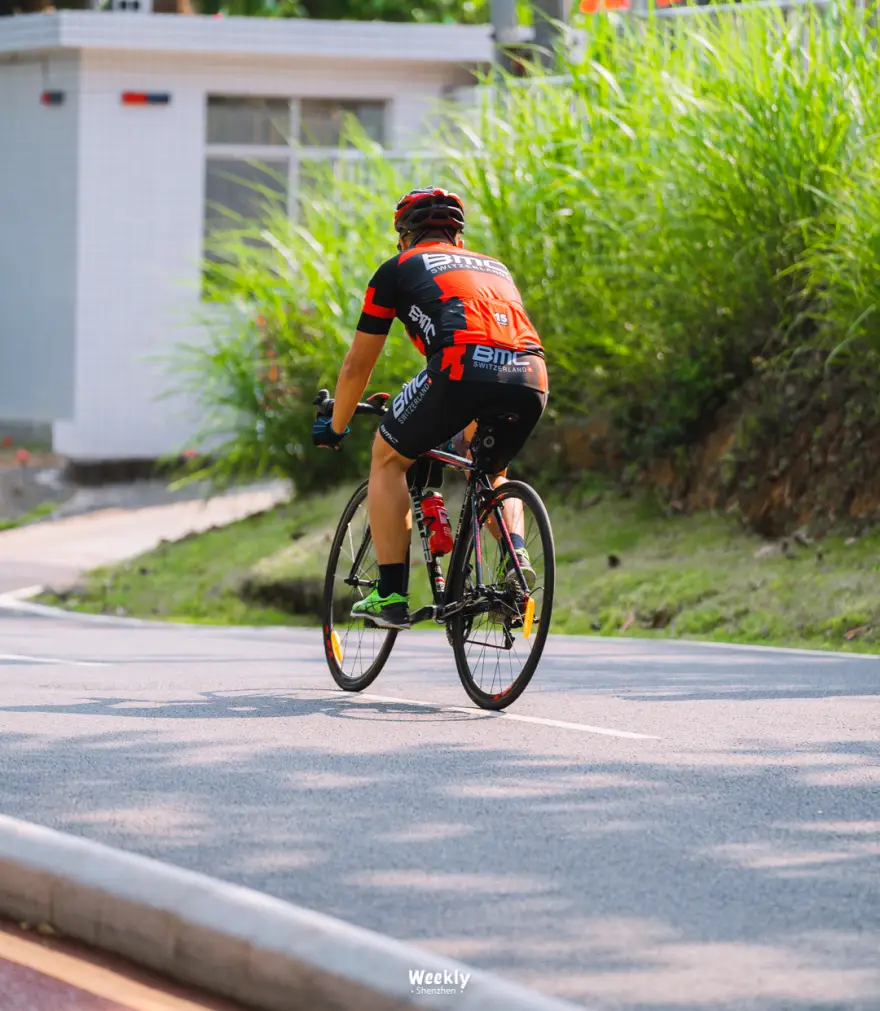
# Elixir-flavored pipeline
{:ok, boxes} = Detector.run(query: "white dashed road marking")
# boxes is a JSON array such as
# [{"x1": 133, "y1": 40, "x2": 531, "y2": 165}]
[
  {"x1": 0, "y1": 653, "x2": 108, "y2": 668},
  {"x1": 354, "y1": 691, "x2": 660, "y2": 740}
]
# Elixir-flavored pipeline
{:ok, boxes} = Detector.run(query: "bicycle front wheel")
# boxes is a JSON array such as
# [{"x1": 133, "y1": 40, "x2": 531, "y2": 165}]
[
  {"x1": 446, "y1": 480, "x2": 555, "y2": 710},
  {"x1": 322, "y1": 480, "x2": 398, "y2": 692}
]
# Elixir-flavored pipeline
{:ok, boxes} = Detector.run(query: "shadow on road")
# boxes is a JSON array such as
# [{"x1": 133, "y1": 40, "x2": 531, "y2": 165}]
[
  {"x1": 0, "y1": 693, "x2": 486, "y2": 724},
  {"x1": 0, "y1": 690, "x2": 878, "y2": 1010}
]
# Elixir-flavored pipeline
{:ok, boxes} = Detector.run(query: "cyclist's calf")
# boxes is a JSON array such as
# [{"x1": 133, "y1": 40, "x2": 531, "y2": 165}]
[{"x1": 369, "y1": 430, "x2": 414, "y2": 566}]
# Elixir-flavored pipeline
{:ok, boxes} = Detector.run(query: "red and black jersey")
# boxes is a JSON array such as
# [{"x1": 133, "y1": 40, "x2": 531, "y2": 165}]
[{"x1": 357, "y1": 242, "x2": 544, "y2": 362}]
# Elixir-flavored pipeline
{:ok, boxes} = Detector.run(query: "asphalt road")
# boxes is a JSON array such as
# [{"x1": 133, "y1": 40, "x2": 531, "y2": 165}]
[{"x1": 0, "y1": 610, "x2": 878, "y2": 1010}]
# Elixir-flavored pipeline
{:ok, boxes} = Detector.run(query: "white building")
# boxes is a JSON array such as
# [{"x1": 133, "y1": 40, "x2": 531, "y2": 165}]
[{"x1": 0, "y1": 12, "x2": 491, "y2": 461}]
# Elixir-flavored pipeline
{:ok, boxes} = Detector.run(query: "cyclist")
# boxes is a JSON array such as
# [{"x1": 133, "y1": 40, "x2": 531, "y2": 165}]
[{"x1": 313, "y1": 186, "x2": 548, "y2": 630}]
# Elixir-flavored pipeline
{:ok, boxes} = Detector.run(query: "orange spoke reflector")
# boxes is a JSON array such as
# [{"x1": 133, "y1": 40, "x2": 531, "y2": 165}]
[
  {"x1": 523, "y1": 597, "x2": 536, "y2": 639},
  {"x1": 331, "y1": 630, "x2": 344, "y2": 664}
]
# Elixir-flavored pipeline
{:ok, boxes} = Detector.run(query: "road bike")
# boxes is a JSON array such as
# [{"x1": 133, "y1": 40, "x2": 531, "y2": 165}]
[{"x1": 315, "y1": 389, "x2": 555, "y2": 711}]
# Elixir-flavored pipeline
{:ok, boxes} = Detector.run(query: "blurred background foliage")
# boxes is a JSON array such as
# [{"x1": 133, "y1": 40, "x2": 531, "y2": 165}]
[
  {"x1": 178, "y1": 3, "x2": 880, "y2": 493},
  {"x1": 195, "y1": 0, "x2": 492, "y2": 22}
]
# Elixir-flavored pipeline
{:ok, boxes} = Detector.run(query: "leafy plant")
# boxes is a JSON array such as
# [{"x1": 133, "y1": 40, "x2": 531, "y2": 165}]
[
  {"x1": 443, "y1": 4, "x2": 880, "y2": 453},
  {"x1": 175, "y1": 145, "x2": 440, "y2": 492},
  {"x1": 195, "y1": 0, "x2": 489, "y2": 21},
  {"x1": 180, "y1": 4, "x2": 880, "y2": 489}
]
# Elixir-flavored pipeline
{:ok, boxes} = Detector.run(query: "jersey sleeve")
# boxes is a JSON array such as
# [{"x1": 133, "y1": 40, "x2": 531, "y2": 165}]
[{"x1": 356, "y1": 256, "x2": 399, "y2": 336}]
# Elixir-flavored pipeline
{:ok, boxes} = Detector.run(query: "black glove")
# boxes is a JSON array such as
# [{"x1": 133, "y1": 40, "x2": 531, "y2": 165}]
[{"x1": 312, "y1": 416, "x2": 350, "y2": 451}]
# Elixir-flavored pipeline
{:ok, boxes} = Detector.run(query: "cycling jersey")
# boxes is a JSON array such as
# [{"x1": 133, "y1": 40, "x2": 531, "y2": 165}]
[
  {"x1": 357, "y1": 242, "x2": 544, "y2": 366},
  {"x1": 361, "y1": 239, "x2": 548, "y2": 465}
]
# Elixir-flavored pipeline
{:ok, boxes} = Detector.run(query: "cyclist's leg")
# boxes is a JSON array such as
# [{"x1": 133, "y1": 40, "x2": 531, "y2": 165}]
[
  {"x1": 476, "y1": 385, "x2": 547, "y2": 542},
  {"x1": 368, "y1": 433, "x2": 413, "y2": 568},
  {"x1": 350, "y1": 432, "x2": 414, "y2": 629},
  {"x1": 451, "y1": 421, "x2": 477, "y2": 459},
  {"x1": 368, "y1": 368, "x2": 474, "y2": 603},
  {"x1": 455, "y1": 422, "x2": 516, "y2": 541},
  {"x1": 447, "y1": 396, "x2": 545, "y2": 546},
  {"x1": 475, "y1": 387, "x2": 546, "y2": 471}
]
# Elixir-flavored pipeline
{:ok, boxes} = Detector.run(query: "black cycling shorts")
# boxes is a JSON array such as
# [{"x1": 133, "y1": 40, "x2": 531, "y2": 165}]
[{"x1": 378, "y1": 348, "x2": 548, "y2": 473}]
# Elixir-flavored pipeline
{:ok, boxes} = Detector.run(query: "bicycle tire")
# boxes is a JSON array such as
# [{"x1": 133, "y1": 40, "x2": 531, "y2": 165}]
[
  {"x1": 322, "y1": 480, "x2": 398, "y2": 692},
  {"x1": 446, "y1": 480, "x2": 555, "y2": 710}
]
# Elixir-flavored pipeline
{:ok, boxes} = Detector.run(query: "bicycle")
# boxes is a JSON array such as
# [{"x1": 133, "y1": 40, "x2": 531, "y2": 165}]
[{"x1": 315, "y1": 388, "x2": 555, "y2": 711}]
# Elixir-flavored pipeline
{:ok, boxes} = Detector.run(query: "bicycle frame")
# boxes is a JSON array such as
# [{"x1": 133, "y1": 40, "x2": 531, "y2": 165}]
[
  {"x1": 406, "y1": 447, "x2": 531, "y2": 626},
  {"x1": 407, "y1": 447, "x2": 473, "y2": 624},
  {"x1": 322, "y1": 390, "x2": 533, "y2": 628}
]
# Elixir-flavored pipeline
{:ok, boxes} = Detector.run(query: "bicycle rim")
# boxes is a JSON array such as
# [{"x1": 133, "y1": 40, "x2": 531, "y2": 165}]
[
  {"x1": 448, "y1": 481, "x2": 555, "y2": 710},
  {"x1": 322, "y1": 480, "x2": 397, "y2": 691}
]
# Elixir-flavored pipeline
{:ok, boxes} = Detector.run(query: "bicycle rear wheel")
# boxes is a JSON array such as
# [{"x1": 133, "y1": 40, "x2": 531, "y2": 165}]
[
  {"x1": 322, "y1": 480, "x2": 398, "y2": 692},
  {"x1": 446, "y1": 480, "x2": 555, "y2": 710}
]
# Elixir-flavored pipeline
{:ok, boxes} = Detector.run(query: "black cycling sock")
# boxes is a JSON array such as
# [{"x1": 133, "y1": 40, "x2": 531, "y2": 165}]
[
  {"x1": 509, "y1": 532, "x2": 526, "y2": 552},
  {"x1": 378, "y1": 563, "x2": 407, "y2": 598}
]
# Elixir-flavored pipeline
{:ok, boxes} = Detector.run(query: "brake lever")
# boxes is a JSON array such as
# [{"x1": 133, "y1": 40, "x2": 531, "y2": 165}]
[
  {"x1": 366, "y1": 392, "x2": 390, "y2": 415},
  {"x1": 312, "y1": 388, "x2": 334, "y2": 419}
]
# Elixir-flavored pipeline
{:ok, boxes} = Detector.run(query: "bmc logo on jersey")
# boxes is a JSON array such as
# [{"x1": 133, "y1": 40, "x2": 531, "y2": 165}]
[
  {"x1": 408, "y1": 304, "x2": 436, "y2": 340},
  {"x1": 421, "y1": 252, "x2": 512, "y2": 281},
  {"x1": 473, "y1": 345, "x2": 523, "y2": 366},
  {"x1": 392, "y1": 370, "x2": 430, "y2": 420}
]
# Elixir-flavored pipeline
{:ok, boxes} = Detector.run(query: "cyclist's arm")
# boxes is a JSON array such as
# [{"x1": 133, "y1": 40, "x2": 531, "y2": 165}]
[
  {"x1": 331, "y1": 331, "x2": 386, "y2": 434},
  {"x1": 331, "y1": 258, "x2": 398, "y2": 433}
]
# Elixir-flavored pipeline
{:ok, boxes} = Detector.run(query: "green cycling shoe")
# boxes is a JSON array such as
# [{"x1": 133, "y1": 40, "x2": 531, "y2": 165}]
[
  {"x1": 351, "y1": 589, "x2": 411, "y2": 630},
  {"x1": 496, "y1": 546, "x2": 537, "y2": 592}
]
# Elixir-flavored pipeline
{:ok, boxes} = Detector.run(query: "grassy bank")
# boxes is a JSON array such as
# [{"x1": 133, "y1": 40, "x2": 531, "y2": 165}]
[
  {"x1": 182, "y1": 7, "x2": 880, "y2": 502},
  {"x1": 0, "y1": 500, "x2": 60, "y2": 532},
  {"x1": 37, "y1": 478, "x2": 880, "y2": 652}
]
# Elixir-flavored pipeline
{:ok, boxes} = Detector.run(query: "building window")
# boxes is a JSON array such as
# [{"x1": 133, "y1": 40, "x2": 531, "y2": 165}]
[
  {"x1": 204, "y1": 159, "x2": 289, "y2": 234},
  {"x1": 299, "y1": 99, "x2": 386, "y2": 148},
  {"x1": 204, "y1": 95, "x2": 388, "y2": 247},
  {"x1": 207, "y1": 96, "x2": 291, "y2": 147},
  {"x1": 204, "y1": 95, "x2": 292, "y2": 246}
]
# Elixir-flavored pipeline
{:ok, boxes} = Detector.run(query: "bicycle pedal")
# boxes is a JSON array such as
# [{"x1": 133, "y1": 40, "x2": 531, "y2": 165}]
[{"x1": 363, "y1": 618, "x2": 378, "y2": 629}]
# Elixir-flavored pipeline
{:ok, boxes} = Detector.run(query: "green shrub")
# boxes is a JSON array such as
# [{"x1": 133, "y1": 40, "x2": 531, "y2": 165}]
[
  {"x1": 176, "y1": 152, "x2": 424, "y2": 492},
  {"x1": 179, "y1": 4, "x2": 880, "y2": 488},
  {"x1": 801, "y1": 140, "x2": 880, "y2": 369},
  {"x1": 445, "y1": 4, "x2": 880, "y2": 453}
]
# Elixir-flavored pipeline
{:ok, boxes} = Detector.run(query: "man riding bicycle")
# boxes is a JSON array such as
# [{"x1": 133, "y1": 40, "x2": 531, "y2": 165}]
[{"x1": 312, "y1": 186, "x2": 548, "y2": 630}]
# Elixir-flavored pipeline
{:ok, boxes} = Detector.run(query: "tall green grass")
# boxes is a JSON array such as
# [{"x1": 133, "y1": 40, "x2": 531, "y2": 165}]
[
  {"x1": 178, "y1": 154, "x2": 420, "y2": 491},
  {"x1": 447, "y1": 4, "x2": 880, "y2": 450},
  {"x1": 182, "y1": 3, "x2": 880, "y2": 488}
]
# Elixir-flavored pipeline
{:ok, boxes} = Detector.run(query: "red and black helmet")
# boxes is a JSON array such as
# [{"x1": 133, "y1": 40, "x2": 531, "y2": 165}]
[{"x1": 394, "y1": 186, "x2": 465, "y2": 236}]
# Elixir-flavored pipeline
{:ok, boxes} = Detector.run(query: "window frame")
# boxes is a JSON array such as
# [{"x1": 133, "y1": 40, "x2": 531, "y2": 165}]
[
  {"x1": 298, "y1": 97, "x2": 388, "y2": 149},
  {"x1": 203, "y1": 95, "x2": 391, "y2": 236}
]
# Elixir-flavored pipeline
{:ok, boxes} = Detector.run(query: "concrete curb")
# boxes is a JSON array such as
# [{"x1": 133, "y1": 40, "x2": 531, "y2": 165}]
[{"x1": 0, "y1": 815, "x2": 579, "y2": 1011}]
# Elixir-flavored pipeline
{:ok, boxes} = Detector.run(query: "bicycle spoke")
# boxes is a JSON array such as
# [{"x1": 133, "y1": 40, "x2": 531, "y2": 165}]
[
  {"x1": 448, "y1": 481, "x2": 554, "y2": 708},
  {"x1": 323, "y1": 483, "x2": 397, "y2": 691}
]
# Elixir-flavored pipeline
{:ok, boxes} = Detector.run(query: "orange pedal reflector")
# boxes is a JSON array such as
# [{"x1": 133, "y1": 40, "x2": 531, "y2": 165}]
[{"x1": 523, "y1": 598, "x2": 536, "y2": 639}]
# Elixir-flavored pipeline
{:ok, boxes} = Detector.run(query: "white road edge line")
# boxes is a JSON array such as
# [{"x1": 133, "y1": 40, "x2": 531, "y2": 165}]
[
  {"x1": 586, "y1": 634, "x2": 880, "y2": 662},
  {"x1": 0, "y1": 653, "x2": 108, "y2": 668},
  {"x1": 354, "y1": 691, "x2": 660, "y2": 740},
  {"x1": 4, "y1": 584, "x2": 878, "y2": 663},
  {"x1": 0, "y1": 585, "x2": 44, "y2": 601}
]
